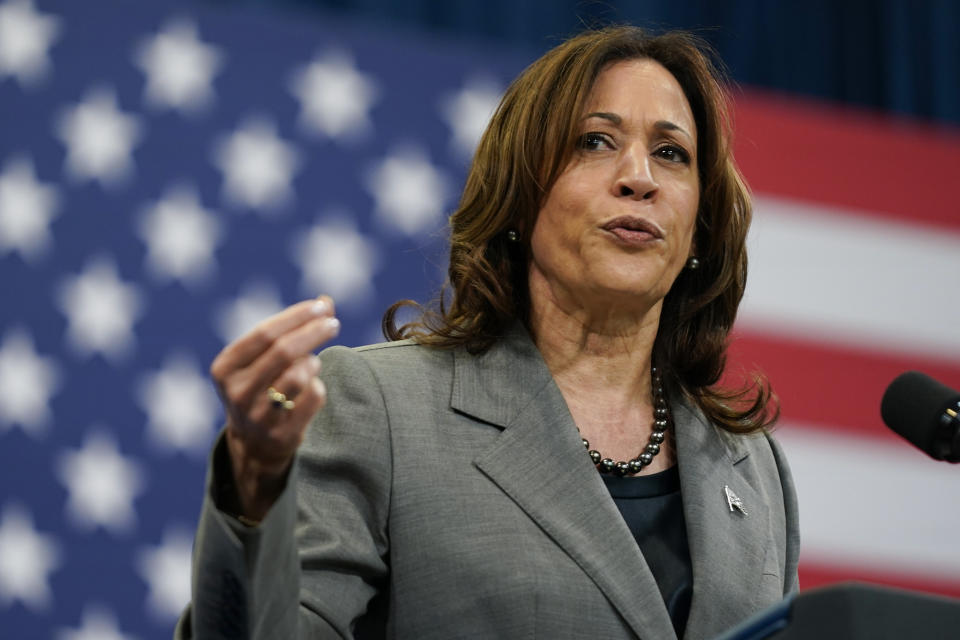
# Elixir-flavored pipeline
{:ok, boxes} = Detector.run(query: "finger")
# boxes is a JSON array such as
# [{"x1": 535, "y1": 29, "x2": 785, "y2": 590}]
[
  {"x1": 262, "y1": 376, "x2": 327, "y2": 427},
  {"x1": 211, "y1": 296, "x2": 335, "y2": 380},
  {"x1": 267, "y1": 354, "x2": 322, "y2": 404},
  {"x1": 214, "y1": 296, "x2": 335, "y2": 377},
  {"x1": 287, "y1": 377, "x2": 327, "y2": 428},
  {"x1": 244, "y1": 377, "x2": 327, "y2": 456},
  {"x1": 225, "y1": 316, "x2": 339, "y2": 412}
]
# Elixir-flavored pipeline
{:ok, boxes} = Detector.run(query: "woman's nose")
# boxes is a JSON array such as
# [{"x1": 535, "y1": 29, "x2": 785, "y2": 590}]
[{"x1": 613, "y1": 147, "x2": 658, "y2": 200}]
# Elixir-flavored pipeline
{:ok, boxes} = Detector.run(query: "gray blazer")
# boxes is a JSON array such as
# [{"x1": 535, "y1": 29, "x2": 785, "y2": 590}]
[{"x1": 178, "y1": 324, "x2": 799, "y2": 639}]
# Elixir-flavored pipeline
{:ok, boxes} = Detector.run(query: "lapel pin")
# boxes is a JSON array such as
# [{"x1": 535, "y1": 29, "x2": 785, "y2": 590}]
[{"x1": 724, "y1": 485, "x2": 748, "y2": 516}]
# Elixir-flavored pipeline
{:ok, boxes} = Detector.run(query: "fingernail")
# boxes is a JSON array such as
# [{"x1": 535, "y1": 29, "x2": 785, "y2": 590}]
[
  {"x1": 324, "y1": 317, "x2": 340, "y2": 335},
  {"x1": 311, "y1": 298, "x2": 329, "y2": 315},
  {"x1": 312, "y1": 354, "x2": 322, "y2": 372}
]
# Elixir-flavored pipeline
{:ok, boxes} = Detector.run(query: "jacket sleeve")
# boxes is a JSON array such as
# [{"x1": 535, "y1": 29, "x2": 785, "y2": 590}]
[
  {"x1": 766, "y1": 431, "x2": 801, "y2": 595},
  {"x1": 175, "y1": 345, "x2": 393, "y2": 639}
]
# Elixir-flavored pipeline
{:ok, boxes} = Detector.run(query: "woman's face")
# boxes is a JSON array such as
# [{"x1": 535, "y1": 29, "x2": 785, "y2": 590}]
[{"x1": 528, "y1": 59, "x2": 700, "y2": 318}]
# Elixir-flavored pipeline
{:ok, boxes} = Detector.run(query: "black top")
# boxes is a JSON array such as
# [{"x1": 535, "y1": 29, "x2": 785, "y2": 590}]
[{"x1": 601, "y1": 466, "x2": 693, "y2": 637}]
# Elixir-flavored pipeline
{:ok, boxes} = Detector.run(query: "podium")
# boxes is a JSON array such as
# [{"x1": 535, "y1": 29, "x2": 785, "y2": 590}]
[{"x1": 714, "y1": 582, "x2": 960, "y2": 639}]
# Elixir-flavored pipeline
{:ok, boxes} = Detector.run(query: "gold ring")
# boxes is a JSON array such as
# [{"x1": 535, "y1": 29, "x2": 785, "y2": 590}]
[{"x1": 267, "y1": 387, "x2": 295, "y2": 410}]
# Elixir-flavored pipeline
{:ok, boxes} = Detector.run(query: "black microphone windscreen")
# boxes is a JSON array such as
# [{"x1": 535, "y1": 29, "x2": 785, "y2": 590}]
[{"x1": 880, "y1": 371, "x2": 960, "y2": 456}]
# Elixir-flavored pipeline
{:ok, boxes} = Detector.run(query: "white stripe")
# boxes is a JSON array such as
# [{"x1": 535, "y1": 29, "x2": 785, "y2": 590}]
[
  {"x1": 776, "y1": 423, "x2": 960, "y2": 581},
  {"x1": 739, "y1": 195, "x2": 960, "y2": 361}
]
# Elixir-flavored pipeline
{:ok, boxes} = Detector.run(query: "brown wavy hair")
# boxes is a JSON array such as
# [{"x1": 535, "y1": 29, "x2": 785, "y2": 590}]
[{"x1": 383, "y1": 26, "x2": 777, "y2": 434}]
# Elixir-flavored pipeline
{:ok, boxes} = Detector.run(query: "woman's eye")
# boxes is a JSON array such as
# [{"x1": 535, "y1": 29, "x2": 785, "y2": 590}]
[
  {"x1": 654, "y1": 145, "x2": 691, "y2": 164},
  {"x1": 578, "y1": 132, "x2": 612, "y2": 151}
]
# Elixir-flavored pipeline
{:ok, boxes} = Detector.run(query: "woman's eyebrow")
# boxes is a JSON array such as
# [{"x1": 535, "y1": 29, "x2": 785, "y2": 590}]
[
  {"x1": 583, "y1": 113, "x2": 693, "y2": 142},
  {"x1": 653, "y1": 120, "x2": 694, "y2": 142},
  {"x1": 583, "y1": 111, "x2": 621, "y2": 125}
]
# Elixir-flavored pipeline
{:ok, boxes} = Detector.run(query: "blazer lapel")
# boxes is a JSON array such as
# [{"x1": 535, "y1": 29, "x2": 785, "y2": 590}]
[
  {"x1": 452, "y1": 325, "x2": 677, "y2": 640},
  {"x1": 673, "y1": 402, "x2": 771, "y2": 639}
]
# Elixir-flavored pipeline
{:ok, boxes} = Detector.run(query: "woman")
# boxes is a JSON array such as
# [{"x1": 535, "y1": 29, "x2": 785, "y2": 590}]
[{"x1": 178, "y1": 26, "x2": 799, "y2": 640}]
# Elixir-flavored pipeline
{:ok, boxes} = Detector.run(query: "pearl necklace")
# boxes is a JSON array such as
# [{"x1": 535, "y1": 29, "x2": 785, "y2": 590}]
[{"x1": 580, "y1": 367, "x2": 671, "y2": 476}]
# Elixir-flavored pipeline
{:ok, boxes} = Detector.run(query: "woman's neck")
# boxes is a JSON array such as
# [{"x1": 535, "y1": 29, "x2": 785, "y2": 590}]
[
  {"x1": 527, "y1": 269, "x2": 661, "y2": 413},
  {"x1": 526, "y1": 268, "x2": 676, "y2": 470}
]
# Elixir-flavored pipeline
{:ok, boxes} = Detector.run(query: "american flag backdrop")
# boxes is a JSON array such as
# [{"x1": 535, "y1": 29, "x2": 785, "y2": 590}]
[{"x1": 0, "y1": 0, "x2": 958, "y2": 638}]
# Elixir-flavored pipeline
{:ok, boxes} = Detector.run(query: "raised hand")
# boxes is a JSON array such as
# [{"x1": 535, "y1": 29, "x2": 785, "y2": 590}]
[{"x1": 210, "y1": 296, "x2": 340, "y2": 520}]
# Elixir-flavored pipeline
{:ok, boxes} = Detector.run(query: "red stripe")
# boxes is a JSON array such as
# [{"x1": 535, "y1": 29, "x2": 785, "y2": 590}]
[
  {"x1": 722, "y1": 328, "x2": 960, "y2": 440},
  {"x1": 799, "y1": 560, "x2": 960, "y2": 600},
  {"x1": 732, "y1": 90, "x2": 960, "y2": 232}
]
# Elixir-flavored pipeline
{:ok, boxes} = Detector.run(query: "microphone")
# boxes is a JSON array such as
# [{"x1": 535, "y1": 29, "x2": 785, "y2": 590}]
[{"x1": 880, "y1": 371, "x2": 960, "y2": 463}]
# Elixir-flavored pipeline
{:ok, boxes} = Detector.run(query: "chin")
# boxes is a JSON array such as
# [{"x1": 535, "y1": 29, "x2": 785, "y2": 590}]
[
  {"x1": 591, "y1": 281, "x2": 665, "y2": 305},
  {"x1": 583, "y1": 268, "x2": 673, "y2": 308},
  {"x1": 596, "y1": 265, "x2": 666, "y2": 292}
]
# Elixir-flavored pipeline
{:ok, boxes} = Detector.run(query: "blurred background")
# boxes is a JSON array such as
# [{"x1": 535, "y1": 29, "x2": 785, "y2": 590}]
[{"x1": 0, "y1": 0, "x2": 958, "y2": 637}]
